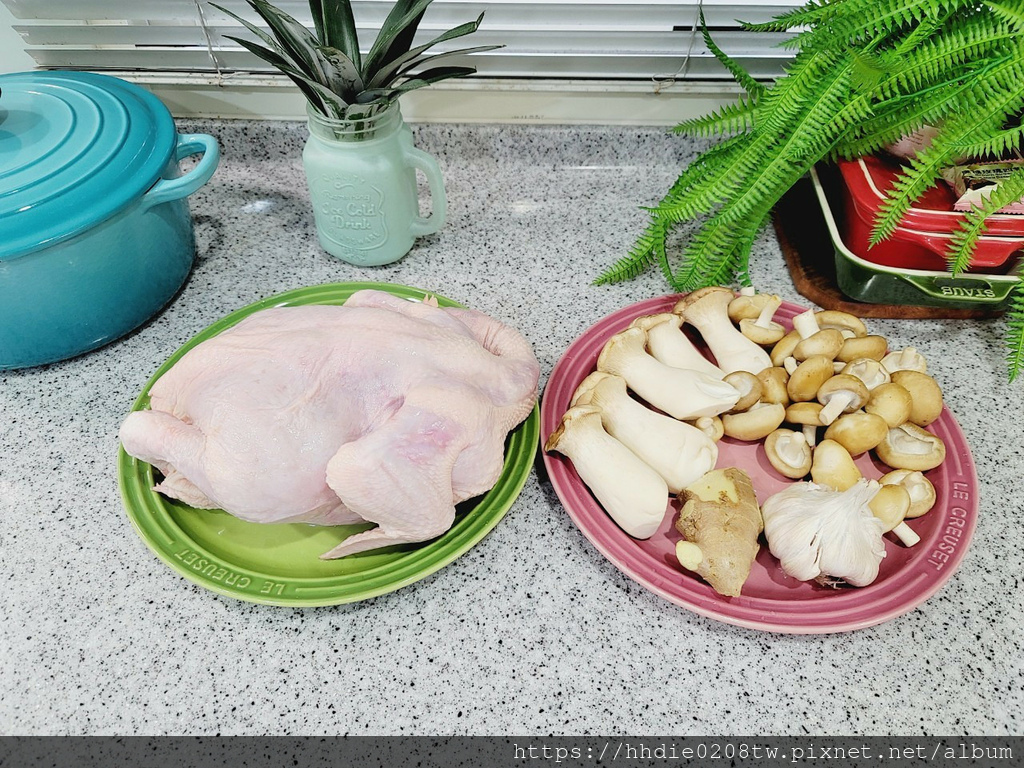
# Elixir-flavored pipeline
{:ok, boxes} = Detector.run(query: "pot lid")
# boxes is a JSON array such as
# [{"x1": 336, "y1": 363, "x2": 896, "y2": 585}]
[{"x1": 0, "y1": 71, "x2": 177, "y2": 260}]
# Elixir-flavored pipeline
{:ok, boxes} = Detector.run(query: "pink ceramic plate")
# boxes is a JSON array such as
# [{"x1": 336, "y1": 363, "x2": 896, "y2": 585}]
[{"x1": 541, "y1": 295, "x2": 979, "y2": 634}]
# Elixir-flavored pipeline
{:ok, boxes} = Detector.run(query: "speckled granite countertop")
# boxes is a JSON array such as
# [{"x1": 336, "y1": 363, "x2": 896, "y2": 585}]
[{"x1": 2, "y1": 119, "x2": 1021, "y2": 736}]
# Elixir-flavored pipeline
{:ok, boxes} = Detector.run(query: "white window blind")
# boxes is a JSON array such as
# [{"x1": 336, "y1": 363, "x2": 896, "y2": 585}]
[{"x1": 4, "y1": 1, "x2": 801, "y2": 83}]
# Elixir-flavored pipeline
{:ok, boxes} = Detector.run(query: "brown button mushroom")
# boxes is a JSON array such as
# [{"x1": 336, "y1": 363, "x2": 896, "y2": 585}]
[
  {"x1": 693, "y1": 415, "x2": 724, "y2": 442},
  {"x1": 740, "y1": 316, "x2": 787, "y2": 347},
  {"x1": 841, "y1": 358, "x2": 891, "y2": 390},
  {"x1": 787, "y1": 355, "x2": 835, "y2": 402},
  {"x1": 868, "y1": 484, "x2": 920, "y2": 547},
  {"x1": 874, "y1": 423, "x2": 946, "y2": 471},
  {"x1": 837, "y1": 335, "x2": 888, "y2": 363},
  {"x1": 816, "y1": 374, "x2": 869, "y2": 426},
  {"x1": 757, "y1": 366, "x2": 790, "y2": 406},
  {"x1": 890, "y1": 370, "x2": 944, "y2": 427},
  {"x1": 728, "y1": 293, "x2": 780, "y2": 324},
  {"x1": 823, "y1": 411, "x2": 889, "y2": 456},
  {"x1": 721, "y1": 402, "x2": 786, "y2": 441},
  {"x1": 764, "y1": 428, "x2": 813, "y2": 479},
  {"x1": 793, "y1": 328, "x2": 845, "y2": 361},
  {"x1": 881, "y1": 469, "x2": 937, "y2": 518},
  {"x1": 785, "y1": 401, "x2": 825, "y2": 447},
  {"x1": 735, "y1": 294, "x2": 786, "y2": 347},
  {"x1": 864, "y1": 382, "x2": 913, "y2": 428},
  {"x1": 723, "y1": 371, "x2": 763, "y2": 412},
  {"x1": 882, "y1": 347, "x2": 928, "y2": 374},
  {"x1": 810, "y1": 439, "x2": 862, "y2": 491},
  {"x1": 770, "y1": 330, "x2": 802, "y2": 368},
  {"x1": 815, "y1": 310, "x2": 867, "y2": 339}
]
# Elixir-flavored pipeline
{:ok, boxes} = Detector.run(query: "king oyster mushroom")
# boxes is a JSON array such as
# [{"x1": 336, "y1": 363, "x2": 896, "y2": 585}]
[
  {"x1": 545, "y1": 405, "x2": 668, "y2": 539},
  {"x1": 596, "y1": 326, "x2": 741, "y2": 420},
  {"x1": 571, "y1": 371, "x2": 718, "y2": 494},
  {"x1": 675, "y1": 287, "x2": 772, "y2": 375},
  {"x1": 629, "y1": 313, "x2": 725, "y2": 380}
]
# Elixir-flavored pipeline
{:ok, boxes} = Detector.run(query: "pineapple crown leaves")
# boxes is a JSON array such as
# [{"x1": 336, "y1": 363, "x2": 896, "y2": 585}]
[{"x1": 212, "y1": 0, "x2": 498, "y2": 118}]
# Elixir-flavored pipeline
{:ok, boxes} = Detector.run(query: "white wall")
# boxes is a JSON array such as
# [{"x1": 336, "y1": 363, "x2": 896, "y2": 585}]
[{"x1": 0, "y1": 4, "x2": 33, "y2": 73}]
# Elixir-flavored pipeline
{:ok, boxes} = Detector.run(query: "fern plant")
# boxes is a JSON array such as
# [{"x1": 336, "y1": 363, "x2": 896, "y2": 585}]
[
  {"x1": 597, "y1": 0, "x2": 1024, "y2": 381},
  {"x1": 212, "y1": 0, "x2": 499, "y2": 120}
]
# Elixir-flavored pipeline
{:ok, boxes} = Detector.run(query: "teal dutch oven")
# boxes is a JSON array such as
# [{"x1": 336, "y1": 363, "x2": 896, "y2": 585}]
[{"x1": 0, "y1": 71, "x2": 220, "y2": 369}]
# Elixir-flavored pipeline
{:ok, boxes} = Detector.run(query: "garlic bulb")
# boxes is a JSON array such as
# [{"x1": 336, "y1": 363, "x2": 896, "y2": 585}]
[{"x1": 761, "y1": 479, "x2": 887, "y2": 587}]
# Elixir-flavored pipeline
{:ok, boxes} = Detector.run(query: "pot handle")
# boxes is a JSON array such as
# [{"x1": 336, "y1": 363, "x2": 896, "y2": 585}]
[
  {"x1": 405, "y1": 145, "x2": 447, "y2": 237},
  {"x1": 141, "y1": 134, "x2": 221, "y2": 211},
  {"x1": 900, "y1": 273, "x2": 1017, "y2": 305}
]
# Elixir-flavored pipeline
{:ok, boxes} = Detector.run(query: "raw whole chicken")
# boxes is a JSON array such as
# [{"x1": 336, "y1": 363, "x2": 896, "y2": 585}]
[{"x1": 119, "y1": 289, "x2": 540, "y2": 558}]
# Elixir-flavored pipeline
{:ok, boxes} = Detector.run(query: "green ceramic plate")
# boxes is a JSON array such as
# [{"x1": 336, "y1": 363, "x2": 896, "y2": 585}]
[{"x1": 117, "y1": 282, "x2": 540, "y2": 606}]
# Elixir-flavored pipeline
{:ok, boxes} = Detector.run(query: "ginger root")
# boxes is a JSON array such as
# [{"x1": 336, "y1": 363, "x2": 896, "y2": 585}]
[{"x1": 675, "y1": 467, "x2": 763, "y2": 597}]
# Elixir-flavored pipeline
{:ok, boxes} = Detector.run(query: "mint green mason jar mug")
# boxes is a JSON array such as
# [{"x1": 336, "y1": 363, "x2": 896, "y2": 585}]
[{"x1": 302, "y1": 102, "x2": 447, "y2": 266}]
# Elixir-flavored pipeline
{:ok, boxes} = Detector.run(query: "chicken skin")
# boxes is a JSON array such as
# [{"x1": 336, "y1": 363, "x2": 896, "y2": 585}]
[{"x1": 119, "y1": 290, "x2": 540, "y2": 558}]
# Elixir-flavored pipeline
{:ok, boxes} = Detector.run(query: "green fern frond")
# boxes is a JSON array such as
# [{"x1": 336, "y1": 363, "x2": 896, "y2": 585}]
[
  {"x1": 753, "y1": 50, "x2": 846, "y2": 137},
  {"x1": 642, "y1": 136, "x2": 755, "y2": 224},
  {"x1": 796, "y1": 0, "x2": 971, "y2": 50},
  {"x1": 700, "y1": 9, "x2": 766, "y2": 98},
  {"x1": 593, "y1": 218, "x2": 662, "y2": 285},
  {"x1": 1005, "y1": 276, "x2": 1024, "y2": 382},
  {"x1": 740, "y1": 0, "x2": 838, "y2": 34},
  {"x1": 872, "y1": 60, "x2": 1024, "y2": 242},
  {"x1": 608, "y1": 0, "x2": 1024, "y2": 381},
  {"x1": 954, "y1": 123, "x2": 1024, "y2": 158},
  {"x1": 945, "y1": 166, "x2": 1024, "y2": 273},
  {"x1": 892, "y1": 3, "x2": 960, "y2": 54},
  {"x1": 674, "y1": 96, "x2": 757, "y2": 138},
  {"x1": 874, "y1": 17, "x2": 1016, "y2": 100},
  {"x1": 834, "y1": 72, "x2": 974, "y2": 158},
  {"x1": 985, "y1": 0, "x2": 1024, "y2": 28},
  {"x1": 668, "y1": 61, "x2": 853, "y2": 289}
]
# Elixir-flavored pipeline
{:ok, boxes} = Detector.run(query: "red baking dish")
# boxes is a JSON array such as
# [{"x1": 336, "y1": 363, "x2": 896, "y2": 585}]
[{"x1": 835, "y1": 155, "x2": 1024, "y2": 272}]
